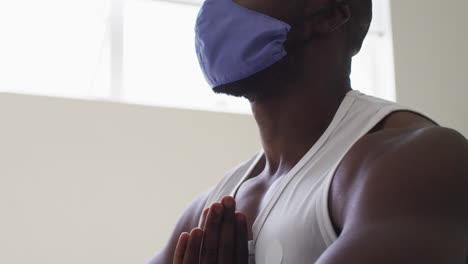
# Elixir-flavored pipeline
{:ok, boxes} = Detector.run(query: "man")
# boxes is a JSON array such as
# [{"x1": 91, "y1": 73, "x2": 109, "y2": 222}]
[{"x1": 149, "y1": 0, "x2": 468, "y2": 263}]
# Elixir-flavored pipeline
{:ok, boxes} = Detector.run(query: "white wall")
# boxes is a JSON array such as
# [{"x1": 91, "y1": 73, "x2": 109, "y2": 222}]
[
  {"x1": 391, "y1": 0, "x2": 468, "y2": 137},
  {"x1": 0, "y1": 93, "x2": 260, "y2": 263}
]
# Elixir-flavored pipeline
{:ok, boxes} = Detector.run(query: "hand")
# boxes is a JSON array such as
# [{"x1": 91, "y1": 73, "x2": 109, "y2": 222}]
[{"x1": 173, "y1": 196, "x2": 249, "y2": 264}]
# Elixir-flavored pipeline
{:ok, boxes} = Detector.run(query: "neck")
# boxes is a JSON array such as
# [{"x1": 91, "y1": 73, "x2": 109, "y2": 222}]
[{"x1": 249, "y1": 57, "x2": 351, "y2": 178}]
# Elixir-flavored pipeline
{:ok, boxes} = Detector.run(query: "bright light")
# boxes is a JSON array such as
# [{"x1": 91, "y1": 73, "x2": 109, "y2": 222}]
[
  {"x1": 0, "y1": 0, "x2": 111, "y2": 99},
  {"x1": 123, "y1": 0, "x2": 250, "y2": 113}
]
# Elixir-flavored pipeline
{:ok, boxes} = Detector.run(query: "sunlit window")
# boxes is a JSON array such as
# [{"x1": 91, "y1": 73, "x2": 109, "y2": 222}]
[
  {"x1": 0, "y1": 0, "x2": 395, "y2": 114},
  {"x1": 0, "y1": 0, "x2": 112, "y2": 99}
]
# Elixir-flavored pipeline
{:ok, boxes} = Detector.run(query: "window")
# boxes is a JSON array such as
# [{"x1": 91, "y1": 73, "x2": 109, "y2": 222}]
[
  {"x1": 0, "y1": 0, "x2": 112, "y2": 99},
  {"x1": 0, "y1": 0, "x2": 395, "y2": 114}
]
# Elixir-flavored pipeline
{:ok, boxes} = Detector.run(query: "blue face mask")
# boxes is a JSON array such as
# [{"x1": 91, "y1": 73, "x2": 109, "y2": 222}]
[
  {"x1": 194, "y1": 0, "x2": 291, "y2": 89},
  {"x1": 194, "y1": 0, "x2": 343, "y2": 90}
]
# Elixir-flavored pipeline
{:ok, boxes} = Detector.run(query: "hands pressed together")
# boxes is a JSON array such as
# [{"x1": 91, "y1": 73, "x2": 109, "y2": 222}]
[{"x1": 173, "y1": 196, "x2": 249, "y2": 264}]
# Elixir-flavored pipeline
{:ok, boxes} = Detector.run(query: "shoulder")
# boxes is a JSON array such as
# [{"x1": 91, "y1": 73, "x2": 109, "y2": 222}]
[
  {"x1": 320, "y1": 126, "x2": 468, "y2": 263},
  {"x1": 330, "y1": 108, "x2": 468, "y2": 228},
  {"x1": 352, "y1": 125, "x2": 468, "y2": 183},
  {"x1": 344, "y1": 124, "x2": 468, "y2": 228},
  {"x1": 354, "y1": 125, "x2": 468, "y2": 174},
  {"x1": 340, "y1": 125, "x2": 468, "y2": 222}
]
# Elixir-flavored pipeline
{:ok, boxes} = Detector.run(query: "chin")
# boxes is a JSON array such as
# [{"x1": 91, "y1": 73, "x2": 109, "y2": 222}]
[
  {"x1": 211, "y1": 59, "x2": 288, "y2": 101},
  {"x1": 212, "y1": 71, "x2": 272, "y2": 101},
  {"x1": 213, "y1": 81, "x2": 252, "y2": 98}
]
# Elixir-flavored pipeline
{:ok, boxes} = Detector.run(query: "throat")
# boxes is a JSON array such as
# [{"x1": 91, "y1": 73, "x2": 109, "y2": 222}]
[{"x1": 252, "y1": 88, "x2": 350, "y2": 174}]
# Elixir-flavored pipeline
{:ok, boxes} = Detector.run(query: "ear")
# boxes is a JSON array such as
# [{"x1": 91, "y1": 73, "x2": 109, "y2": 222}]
[{"x1": 312, "y1": 3, "x2": 351, "y2": 34}]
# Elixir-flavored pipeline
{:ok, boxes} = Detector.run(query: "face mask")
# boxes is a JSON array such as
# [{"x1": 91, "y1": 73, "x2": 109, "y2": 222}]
[
  {"x1": 194, "y1": 0, "x2": 290, "y2": 89},
  {"x1": 194, "y1": 0, "x2": 343, "y2": 90}
]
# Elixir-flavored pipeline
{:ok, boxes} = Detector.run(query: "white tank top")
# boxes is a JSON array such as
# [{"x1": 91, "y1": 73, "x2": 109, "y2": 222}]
[{"x1": 199, "y1": 90, "x2": 434, "y2": 264}]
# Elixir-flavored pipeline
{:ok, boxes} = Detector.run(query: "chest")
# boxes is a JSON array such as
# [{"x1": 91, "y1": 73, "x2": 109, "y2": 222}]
[
  {"x1": 234, "y1": 175, "x2": 282, "y2": 240},
  {"x1": 230, "y1": 165, "x2": 336, "y2": 264}
]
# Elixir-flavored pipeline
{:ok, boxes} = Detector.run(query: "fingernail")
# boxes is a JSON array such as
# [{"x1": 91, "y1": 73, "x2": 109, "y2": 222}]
[
  {"x1": 236, "y1": 213, "x2": 245, "y2": 222},
  {"x1": 223, "y1": 197, "x2": 235, "y2": 209},
  {"x1": 214, "y1": 203, "x2": 223, "y2": 215},
  {"x1": 191, "y1": 228, "x2": 202, "y2": 238}
]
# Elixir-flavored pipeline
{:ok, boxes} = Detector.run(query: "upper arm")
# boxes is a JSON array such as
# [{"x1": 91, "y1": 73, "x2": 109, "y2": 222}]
[
  {"x1": 319, "y1": 127, "x2": 468, "y2": 263},
  {"x1": 146, "y1": 187, "x2": 213, "y2": 264}
]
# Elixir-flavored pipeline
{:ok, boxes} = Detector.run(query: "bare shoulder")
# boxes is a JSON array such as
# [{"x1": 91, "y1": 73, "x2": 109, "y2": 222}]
[
  {"x1": 331, "y1": 111, "x2": 467, "y2": 227},
  {"x1": 320, "y1": 114, "x2": 468, "y2": 263},
  {"x1": 355, "y1": 123, "x2": 468, "y2": 177},
  {"x1": 349, "y1": 121, "x2": 468, "y2": 192},
  {"x1": 146, "y1": 187, "x2": 213, "y2": 264},
  {"x1": 336, "y1": 122, "x2": 468, "y2": 226},
  {"x1": 351, "y1": 124, "x2": 468, "y2": 209}
]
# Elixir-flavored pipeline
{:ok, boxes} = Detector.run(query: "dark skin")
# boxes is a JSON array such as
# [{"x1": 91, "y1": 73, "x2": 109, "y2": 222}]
[
  {"x1": 173, "y1": 198, "x2": 249, "y2": 264},
  {"x1": 148, "y1": 0, "x2": 468, "y2": 263}
]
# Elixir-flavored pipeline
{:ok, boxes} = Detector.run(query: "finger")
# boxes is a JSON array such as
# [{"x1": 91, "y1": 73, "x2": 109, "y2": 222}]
[
  {"x1": 200, "y1": 202, "x2": 223, "y2": 264},
  {"x1": 235, "y1": 212, "x2": 249, "y2": 264},
  {"x1": 200, "y1": 207, "x2": 209, "y2": 229},
  {"x1": 173, "y1": 232, "x2": 190, "y2": 264},
  {"x1": 183, "y1": 228, "x2": 203, "y2": 264},
  {"x1": 218, "y1": 196, "x2": 236, "y2": 264}
]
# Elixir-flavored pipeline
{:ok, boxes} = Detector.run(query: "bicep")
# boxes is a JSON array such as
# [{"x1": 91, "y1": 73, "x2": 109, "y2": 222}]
[{"x1": 146, "y1": 187, "x2": 213, "y2": 264}]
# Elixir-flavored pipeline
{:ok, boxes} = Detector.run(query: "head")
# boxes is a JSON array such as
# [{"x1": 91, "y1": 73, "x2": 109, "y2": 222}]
[{"x1": 212, "y1": 0, "x2": 373, "y2": 100}]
